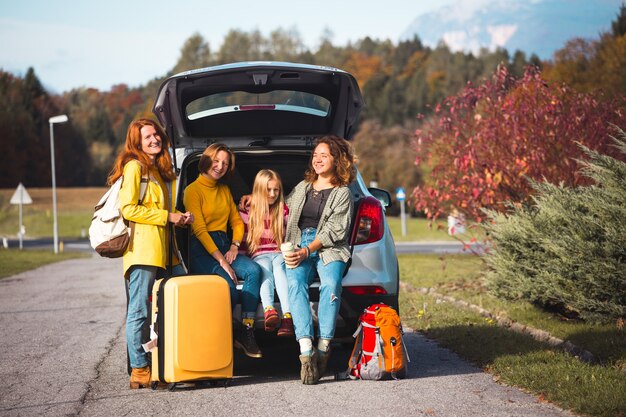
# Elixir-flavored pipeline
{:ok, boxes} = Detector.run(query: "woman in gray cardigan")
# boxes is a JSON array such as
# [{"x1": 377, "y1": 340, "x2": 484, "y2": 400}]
[{"x1": 282, "y1": 135, "x2": 356, "y2": 385}]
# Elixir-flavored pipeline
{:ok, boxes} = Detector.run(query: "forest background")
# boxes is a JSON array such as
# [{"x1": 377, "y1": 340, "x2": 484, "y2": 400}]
[{"x1": 1, "y1": 5, "x2": 625, "y2": 219}]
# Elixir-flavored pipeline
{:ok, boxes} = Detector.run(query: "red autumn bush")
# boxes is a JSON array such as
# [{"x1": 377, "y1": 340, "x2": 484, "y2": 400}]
[{"x1": 413, "y1": 65, "x2": 626, "y2": 220}]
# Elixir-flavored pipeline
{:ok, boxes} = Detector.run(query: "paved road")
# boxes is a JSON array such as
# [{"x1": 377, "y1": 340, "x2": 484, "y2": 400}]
[
  {"x1": 395, "y1": 241, "x2": 485, "y2": 254},
  {"x1": 0, "y1": 255, "x2": 574, "y2": 417}
]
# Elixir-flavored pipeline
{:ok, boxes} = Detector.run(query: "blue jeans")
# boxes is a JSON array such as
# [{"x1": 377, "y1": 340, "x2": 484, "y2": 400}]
[
  {"x1": 126, "y1": 263, "x2": 185, "y2": 369},
  {"x1": 287, "y1": 228, "x2": 346, "y2": 341},
  {"x1": 254, "y1": 252, "x2": 290, "y2": 313},
  {"x1": 189, "y1": 231, "x2": 262, "y2": 318}
]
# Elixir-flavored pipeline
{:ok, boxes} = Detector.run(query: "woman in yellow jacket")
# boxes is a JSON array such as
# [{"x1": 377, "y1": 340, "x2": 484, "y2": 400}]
[{"x1": 108, "y1": 118, "x2": 193, "y2": 389}]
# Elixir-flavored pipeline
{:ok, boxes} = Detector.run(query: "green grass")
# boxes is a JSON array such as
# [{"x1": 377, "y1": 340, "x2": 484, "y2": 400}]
[
  {"x1": 399, "y1": 254, "x2": 626, "y2": 367},
  {"x1": 0, "y1": 207, "x2": 92, "y2": 238},
  {"x1": 0, "y1": 249, "x2": 89, "y2": 279},
  {"x1": 400, "y1": 253, "x2": 626, "y2": 417},
  {"x1": 386, "y1": 215, "x2": 486, "y2": 242},
  {"x1": 0, "y1": 187, "x2": 103, "y2": 238}
]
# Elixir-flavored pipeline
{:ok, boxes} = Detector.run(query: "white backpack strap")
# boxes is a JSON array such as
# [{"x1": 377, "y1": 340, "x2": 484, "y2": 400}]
[{"x1": 375, "y1": 329, "x2": 386, "y2": 370}]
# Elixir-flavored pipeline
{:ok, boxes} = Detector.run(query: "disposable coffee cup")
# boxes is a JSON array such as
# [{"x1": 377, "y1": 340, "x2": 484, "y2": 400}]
[{"x1": 281, "y1": 242, "x2": 296, "y2": 268}]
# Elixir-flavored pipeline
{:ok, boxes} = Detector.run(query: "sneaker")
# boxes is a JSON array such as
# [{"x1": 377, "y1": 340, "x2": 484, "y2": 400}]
[
  {"x1": 317, "y1": 347, "x2": 331, "y2": 377},
  {"x1": 234, "y1": 323, "x2": 263, "y2": 358},
  {"x1": 299, "y1": 350, "x2": 319, "y2": 385},
  {"x1": 277, "y1": 316, "x2": 294, "y2": 337},
  {"x1": 264, "y1": 308, "x2": 280, "y2": 332}
]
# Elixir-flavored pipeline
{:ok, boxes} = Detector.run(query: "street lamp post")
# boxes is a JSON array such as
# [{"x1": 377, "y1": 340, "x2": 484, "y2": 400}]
[{"x1": 49, "y1": 114, "x2": 68, "y2": 254}]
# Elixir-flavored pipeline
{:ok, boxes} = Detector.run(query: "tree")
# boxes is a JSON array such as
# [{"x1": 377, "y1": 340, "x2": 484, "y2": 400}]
[
  {"x1": 484, "y1": 128, "x2": 626, "y2": 322},
  {"x1": 314, "y1": 28, "x2": 346, "y2": 68},
  {"x1": 0, "y1": 71, "x2": 38, "y2": 187},
  {"x1": 352, "y1": 120, "x2": 422, "y2": 210},
  {"x1": 544, "y1": 4, "x2": 626, "y2": 97},
  {"x1": 412, "y1": 65, "x2": 626, "y2": 221},
  {"x1": 611, "y1": 2, "x2": 626, "y2": 37},
  {"x1": 509, "y1": 50, "x2": 527, "y2": 77},
  {"x1": 545, "y1": 37, "x2": 596, "y2": 92},
  {"x1": 217, "y1": 29, "x2": 261, "y2": 63},
  {"x1": 0, "y1": 68, "x2": 92, "y2": 186},
  {"x1": 343, "y1": 51, "x2": 383, "y2": 89},
  {"x1": 170, "y1": 33, "x2": 212, "y2": 75},
  {"x1": 268, "y1": 27, "x2": 305, "y2": 62}
]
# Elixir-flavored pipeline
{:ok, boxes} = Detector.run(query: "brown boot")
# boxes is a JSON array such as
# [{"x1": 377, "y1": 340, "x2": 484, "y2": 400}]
[
  {"x1": 299, "y1": 350, "x2": 319, "y2": 385},
  {"x1": 317, "y1": 347, "x2": 331, "y2": 378},
  {"x1": 129, "y1": 366, "x2": 151, "y2": 389}
]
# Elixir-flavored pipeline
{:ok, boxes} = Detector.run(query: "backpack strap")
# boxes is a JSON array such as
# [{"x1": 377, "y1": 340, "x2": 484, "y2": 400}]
[
  {"x1": 127, "y1": 176, "x2": 150, "y2": 252},
  {"x1": 138, "y1": 177, "x2": 149, "y2": 204},
  {"x1": 345, "y1": 322, "x2": 364, "y2": 379},
  {"x1": 375, "y1": 327, "x2": 386, "y2": 372}
]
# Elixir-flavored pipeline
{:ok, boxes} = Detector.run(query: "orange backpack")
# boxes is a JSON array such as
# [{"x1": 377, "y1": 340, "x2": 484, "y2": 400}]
[{"x1": 346, "y1": 303, "x2": 410, "y2": 380}]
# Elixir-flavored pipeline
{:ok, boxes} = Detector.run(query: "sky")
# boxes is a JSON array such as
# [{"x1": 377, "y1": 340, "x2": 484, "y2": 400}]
[{"x1": 0, "y1": 0, "x2": 455, "y2": 93}]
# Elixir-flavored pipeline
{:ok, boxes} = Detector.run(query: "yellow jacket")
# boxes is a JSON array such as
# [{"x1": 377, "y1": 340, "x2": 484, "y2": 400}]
[
  {"x1": 183, "y1": 174, "x2": 244, "y2": 255},
  {"x1": 119, "y1": 160, "x2": 178, "y2": 277}
]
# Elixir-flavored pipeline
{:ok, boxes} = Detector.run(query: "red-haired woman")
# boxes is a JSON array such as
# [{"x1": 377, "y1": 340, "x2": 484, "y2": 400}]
[{"x1": 108, "y1": 118, "x2": 193, "y2": 389}]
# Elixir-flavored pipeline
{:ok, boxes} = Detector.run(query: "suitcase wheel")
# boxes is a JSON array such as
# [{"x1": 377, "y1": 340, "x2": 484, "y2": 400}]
[
  {"x1": 167, "y1": 383, "x2": 177, "y2": 392},
  {"x1": 151, "y1": 381, "x2": 159, "y2": 390}
]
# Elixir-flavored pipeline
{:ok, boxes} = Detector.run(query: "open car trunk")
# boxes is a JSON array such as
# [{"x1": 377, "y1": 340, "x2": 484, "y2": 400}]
[{"x1": 175, "y1": 149, "x2": 322, "y2": 270}]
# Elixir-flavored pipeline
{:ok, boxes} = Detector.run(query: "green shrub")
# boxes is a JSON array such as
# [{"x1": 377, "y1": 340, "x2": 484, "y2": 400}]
[{"x1": 484, "y1": 127, "x2": 626, "y2": 322}]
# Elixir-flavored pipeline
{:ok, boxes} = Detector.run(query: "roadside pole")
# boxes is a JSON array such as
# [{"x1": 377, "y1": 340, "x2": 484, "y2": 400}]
[
  {"x1": 49, "y1": 114, "x2": 69, "y2": 254},
  {"x1": 396, "y1": 187, "x2": 407, "y2": 237},
  {"x1": 9, "y1": 183, "x2": 33, "y2": 250}
]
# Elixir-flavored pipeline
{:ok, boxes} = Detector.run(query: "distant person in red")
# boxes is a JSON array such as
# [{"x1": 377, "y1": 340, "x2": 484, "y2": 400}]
[{"x1": 108, "y1": 118, "x2": 193, "y2": 389}]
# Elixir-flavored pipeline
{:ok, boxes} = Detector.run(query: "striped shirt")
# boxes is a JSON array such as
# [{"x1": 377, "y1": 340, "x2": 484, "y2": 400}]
[{"x1": 239, "y1": 205, "x2": 289, "y2": 258}]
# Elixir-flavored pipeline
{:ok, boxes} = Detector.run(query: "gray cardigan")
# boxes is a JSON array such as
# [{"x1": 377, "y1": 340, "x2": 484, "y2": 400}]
[{"x1": 285, "y1": 180, "x2": 354, "y2": 265}]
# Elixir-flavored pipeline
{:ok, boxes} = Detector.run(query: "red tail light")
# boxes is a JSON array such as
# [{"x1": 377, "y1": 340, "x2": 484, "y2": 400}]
[
  {"x1": 351, "y1": 196, "x2": 384, "y2": 245},
  {"x1": 345, "y1": 286, "x2": 388, "y2": 295}
]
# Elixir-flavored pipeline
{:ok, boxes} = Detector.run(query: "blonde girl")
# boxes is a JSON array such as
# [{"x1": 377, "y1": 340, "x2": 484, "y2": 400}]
[{"x1": 239, "y1": 169, "x2": 293, "y2": 337}]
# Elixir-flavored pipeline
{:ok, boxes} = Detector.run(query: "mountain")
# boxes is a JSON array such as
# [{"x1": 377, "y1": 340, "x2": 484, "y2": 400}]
[{"x1": 401, "y1": 0, "x2": 622, "y2": 60}]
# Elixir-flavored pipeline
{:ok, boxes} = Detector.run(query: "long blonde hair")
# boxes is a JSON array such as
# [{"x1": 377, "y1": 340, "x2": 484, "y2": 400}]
[{"x1": 247, "y1": 169, "x2": 285, "y2": 254}]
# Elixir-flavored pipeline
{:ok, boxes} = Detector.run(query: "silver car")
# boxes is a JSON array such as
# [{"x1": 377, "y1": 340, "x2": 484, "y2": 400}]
[{"x1": 152, "y1": 62, "x2": 399, "y2": 336}]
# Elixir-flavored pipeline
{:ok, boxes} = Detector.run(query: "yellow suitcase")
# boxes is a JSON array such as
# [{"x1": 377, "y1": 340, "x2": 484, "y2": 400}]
[{"x1": 150, "y1": 275, "x2": 233, "y2": 390}]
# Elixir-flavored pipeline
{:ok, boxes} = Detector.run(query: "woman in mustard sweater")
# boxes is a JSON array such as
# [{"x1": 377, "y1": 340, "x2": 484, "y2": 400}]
[
  {"x1": 184, "y1": 143, "x2": 263, "y2": 359},
  {"x1": 109, "y1": 118, "x2": 194, "y2": 389}
]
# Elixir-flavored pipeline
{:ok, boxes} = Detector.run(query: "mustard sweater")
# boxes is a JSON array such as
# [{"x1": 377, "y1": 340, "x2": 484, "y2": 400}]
[{"x1": 183, "y1": 174, "x2": 244, "y2": 255}]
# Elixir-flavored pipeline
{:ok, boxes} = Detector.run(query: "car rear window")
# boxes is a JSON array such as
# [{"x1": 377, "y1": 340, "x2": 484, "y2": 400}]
[{"x1": 186, "y1": 90, "x2": 330, "y2": 121}]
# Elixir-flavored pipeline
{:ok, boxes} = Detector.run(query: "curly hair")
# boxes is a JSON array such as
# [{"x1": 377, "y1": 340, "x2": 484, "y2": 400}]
[
  {"x1": 107, "y1": 118, "x2": 176, "y2": 185},
  {"x1": 304, "y1": 135, "x2": 356, "y2": 186}
]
